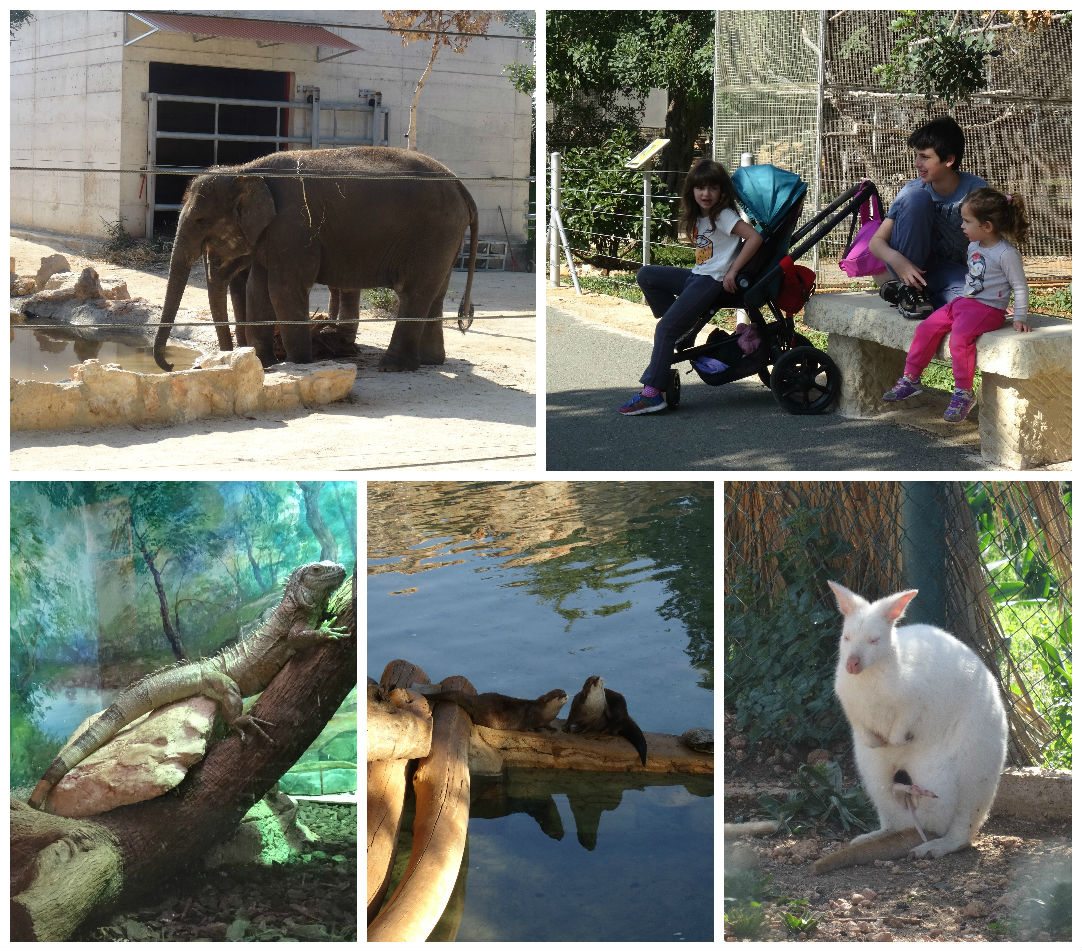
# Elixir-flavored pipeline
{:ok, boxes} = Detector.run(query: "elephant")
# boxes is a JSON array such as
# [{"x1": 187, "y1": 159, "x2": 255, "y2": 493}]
[
  {"x1": 154, "y1": 146, "x2": 478, "y2": 371},
  {"x1": 202, "y1": 252, "x2": 357, "y2": 357}
]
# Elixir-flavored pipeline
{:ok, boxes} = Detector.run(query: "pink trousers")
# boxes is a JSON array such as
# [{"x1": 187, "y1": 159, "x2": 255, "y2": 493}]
[{"x1": 904, "y1": 297, "x2": 1006, "y2": 390}]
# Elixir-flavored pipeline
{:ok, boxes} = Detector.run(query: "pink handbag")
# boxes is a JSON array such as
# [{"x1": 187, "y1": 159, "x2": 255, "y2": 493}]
[{"x1": 839, "y1": 185, "x2": 887, "y2": 278}]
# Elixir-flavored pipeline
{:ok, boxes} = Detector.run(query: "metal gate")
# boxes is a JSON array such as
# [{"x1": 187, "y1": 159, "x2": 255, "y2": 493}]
[{"x1": 143, "y1": 90, "x2": 391, "y2": 236}]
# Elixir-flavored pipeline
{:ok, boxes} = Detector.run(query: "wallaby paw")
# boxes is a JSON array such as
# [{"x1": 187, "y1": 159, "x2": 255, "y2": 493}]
[
  {"x1": 910, "y1": 838, "x2": 965, "y2": 859},
  {"x1": 232, "y1": 714, "x2": 276, "y2": 744}
]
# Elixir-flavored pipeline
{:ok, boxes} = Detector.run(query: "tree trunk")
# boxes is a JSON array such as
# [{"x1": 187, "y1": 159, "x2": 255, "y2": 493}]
[
  {"x1": 299, "y1": 482, "x2": 338, "y2": 562},
  {"x1": 404, "y1": 35, "x2": 442, "y2": 150},
  {"x1": 12, "y1": 585, "x2": 357, "y2": 941},
  {"x1": 132, "y1": 520, "x2": 187, "y2": 661}
]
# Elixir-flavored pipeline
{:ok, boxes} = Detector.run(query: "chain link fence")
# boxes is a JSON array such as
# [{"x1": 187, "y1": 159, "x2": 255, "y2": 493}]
[
  {"x1": 724, "y1": 481, "x2": 1071, "y2": 770},
  {"x1": 714, "y1": 10, "x2": 1072, "y2": 284}
]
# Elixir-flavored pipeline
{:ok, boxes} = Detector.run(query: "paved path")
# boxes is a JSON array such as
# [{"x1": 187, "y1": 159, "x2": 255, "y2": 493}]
[{"x1": 546, "y1": 306, "x2": 991, "y2": 472}]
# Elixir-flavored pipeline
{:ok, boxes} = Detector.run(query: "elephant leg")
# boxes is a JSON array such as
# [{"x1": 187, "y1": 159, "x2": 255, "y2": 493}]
[
  {"x1": 229, "y1": 270, "x2": 248, "y2": 347},
  {"x1": 268, "y1": 273, "x2": 314, "y2": 365},
  {"x1": 418, "y1": 274, "x2": 450, "y2": 365},
  {"x1": 244, "y1": 261, "x2": 277, "y2": 367},
  {"x1": 327, "y1": 287, "x2": 341, "y2": 321},
  {"x1": 335, "y1": 289, "x2": 361, "y2": 346},
  {"x1": 380, "y1": 278, "x2": 448, "y2": 372}
]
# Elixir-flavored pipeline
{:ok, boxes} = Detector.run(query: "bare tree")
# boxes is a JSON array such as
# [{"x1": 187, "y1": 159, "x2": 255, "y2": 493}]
[{"x1": 383, "y1": 10, "x2": 496, "y2": 150}]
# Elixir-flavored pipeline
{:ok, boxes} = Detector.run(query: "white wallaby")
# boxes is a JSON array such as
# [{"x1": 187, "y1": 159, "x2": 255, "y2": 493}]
[{"x1": 827, "y1": 581, "x2": 1007, "y2": 861}]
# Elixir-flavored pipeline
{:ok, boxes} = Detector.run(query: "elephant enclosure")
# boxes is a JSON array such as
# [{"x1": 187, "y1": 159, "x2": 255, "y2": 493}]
[{"x1": 9, "y1": 232, "x2": 536, "y2": 472}]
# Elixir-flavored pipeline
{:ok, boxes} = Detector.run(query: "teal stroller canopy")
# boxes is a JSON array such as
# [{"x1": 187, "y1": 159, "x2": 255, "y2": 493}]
[{"x1": 732, "y1": 164, "x2": 808, "y2": 235}]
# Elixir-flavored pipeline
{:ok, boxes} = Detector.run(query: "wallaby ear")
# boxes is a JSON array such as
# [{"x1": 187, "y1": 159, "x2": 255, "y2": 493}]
[
  {"x1": 879, "y1": 589, "x2": 919, "y2": 624},
  {"x1": 827, "y1": 581, "x2": 864, "y2": 617}
]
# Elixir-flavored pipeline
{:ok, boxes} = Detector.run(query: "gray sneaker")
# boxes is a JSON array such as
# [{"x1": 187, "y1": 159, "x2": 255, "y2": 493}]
[{"x1": 898, "y1": 286, "x2": 934, "y2": 320}]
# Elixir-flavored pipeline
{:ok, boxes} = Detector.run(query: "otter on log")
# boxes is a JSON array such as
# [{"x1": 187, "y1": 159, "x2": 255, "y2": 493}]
[
  {"x1": 426, "y1": 688, "x2": 568, "y2": 731},
  {"x1": 566, "y1": 675, "x2": 648, "y2": 766}
]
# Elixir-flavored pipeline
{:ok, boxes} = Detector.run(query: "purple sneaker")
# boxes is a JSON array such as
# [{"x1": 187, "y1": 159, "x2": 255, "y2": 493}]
[
  {"x1": 944, "y1": 388, "x2": 976, "y2": 422},
  {"x1": 882, "y1": 376, "x2": 922, "y2": 402},
  {"x1": 618, "y1": 391, "x2": 666, "y2": 416}
]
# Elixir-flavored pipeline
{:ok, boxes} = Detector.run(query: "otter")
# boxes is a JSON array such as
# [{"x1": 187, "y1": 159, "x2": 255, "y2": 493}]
[
  {"x1": 566, "y1": 675, "x2": 648, "y2": 766},
  {"x1": 426, "y1": 688, "x2": 567, "y2": 731}
]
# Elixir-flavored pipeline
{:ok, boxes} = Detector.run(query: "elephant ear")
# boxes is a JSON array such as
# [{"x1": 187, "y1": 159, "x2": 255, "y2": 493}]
[{"x1": 234, "y1": 175, "x2": 276, "y2": 245}]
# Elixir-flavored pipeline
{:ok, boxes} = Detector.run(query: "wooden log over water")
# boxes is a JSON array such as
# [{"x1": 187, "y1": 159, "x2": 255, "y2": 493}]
[
  {"x1": 366, "y1": 661, "x2": 431, "y2": 924},
  {"x1": 367, "y1": 674, "x2": 473, "y2": 942},
  {"x1": 468, "y1": 720, "x2": 713, "y2": 776},
  {"x1": 366, "y1": 681, "x2": 433, "y2": 762}
]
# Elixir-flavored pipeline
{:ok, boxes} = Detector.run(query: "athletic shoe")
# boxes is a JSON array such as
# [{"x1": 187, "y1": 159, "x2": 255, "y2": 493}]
[
  {"x1": 879, "y1": 280, "x2": 902, "y2": 305},
  {"x1": 617, "y1": 392, "x2": 666, "y2": 416},
  {"x1": 882, "y1": 376, "x2": 922, "y2": 402},
  {"x1": 898, "y1": 286, "x2": 934, "y2": 320},
  {"x1": 944, "y1": 388, "x2": 976, "y2": 422}
]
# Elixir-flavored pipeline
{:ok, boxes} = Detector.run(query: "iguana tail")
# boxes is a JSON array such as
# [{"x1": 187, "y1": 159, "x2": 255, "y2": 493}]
[{"x1": 28, "y1": 663, "x2": 208, "y2": 810}]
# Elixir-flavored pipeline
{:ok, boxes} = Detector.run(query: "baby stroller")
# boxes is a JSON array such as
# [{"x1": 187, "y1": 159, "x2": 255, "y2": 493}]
[{"x1": 664, "y1": 165, "x2": 881, "y2": 414}]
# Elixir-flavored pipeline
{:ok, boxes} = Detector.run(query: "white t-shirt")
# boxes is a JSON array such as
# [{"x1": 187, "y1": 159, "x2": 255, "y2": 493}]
[{"x1": 691, "y1": 207, "x2": 742, "y2": 282}]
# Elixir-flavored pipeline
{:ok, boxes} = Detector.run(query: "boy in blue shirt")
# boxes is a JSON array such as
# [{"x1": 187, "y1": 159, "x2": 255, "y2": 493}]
[{"x1": 869, "y1": 116, "x2": 988, "y2": 319}]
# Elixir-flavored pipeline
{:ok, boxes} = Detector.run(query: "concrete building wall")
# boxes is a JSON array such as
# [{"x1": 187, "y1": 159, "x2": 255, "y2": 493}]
[
  {"x1": 10, "y1": 11, "x2": 128, "y2": 235},
  {"x1": 11, "y1": 11, "x2": 533, "y2": 243}
]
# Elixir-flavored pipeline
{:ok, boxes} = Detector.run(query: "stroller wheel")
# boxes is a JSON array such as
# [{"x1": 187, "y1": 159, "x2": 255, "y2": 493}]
[
  {"x1": 770, "y1": 346, "x2": 840, "y2": 415},
  {"x1": 665, "y1": 369, "x2": 681, "y2": 409},
  {"x1": 759, "y1": 331, "x2": 812, "y2": 387}
]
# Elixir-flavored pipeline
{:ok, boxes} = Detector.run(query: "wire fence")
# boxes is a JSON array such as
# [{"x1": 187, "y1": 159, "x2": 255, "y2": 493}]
[
  {"x1": 714, "y1": 9, "x2": 1071, "y2": 283},
  {"x1": 724, "y1": 481, "x2": 1072, "y2": 771},
  {"x1": 551, "y1": 12, "x2": 1070, "y2": 288}
]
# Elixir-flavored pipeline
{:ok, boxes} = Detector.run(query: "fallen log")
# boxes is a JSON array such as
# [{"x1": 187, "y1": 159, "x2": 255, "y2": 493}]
[{"x1": 367, "y1": 675, "x2": 472, "y2": 941}]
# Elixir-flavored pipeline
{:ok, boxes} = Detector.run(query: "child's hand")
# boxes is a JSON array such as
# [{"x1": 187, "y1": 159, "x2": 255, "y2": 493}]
[
  {"x1": 722, "y1": 269, "x2": 738, "y2": 293},
  {"x1": 1013, "y1": 320, "x2": 1032, "y2": 333}
]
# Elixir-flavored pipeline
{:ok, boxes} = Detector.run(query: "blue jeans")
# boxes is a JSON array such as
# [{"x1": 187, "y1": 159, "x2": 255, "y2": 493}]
[
  {"x1": 636, "y1": 266, "x2": 741, "y2": 389},
  {"x1": 887, "y1": 188, "x2": 967, "y2": 308}
]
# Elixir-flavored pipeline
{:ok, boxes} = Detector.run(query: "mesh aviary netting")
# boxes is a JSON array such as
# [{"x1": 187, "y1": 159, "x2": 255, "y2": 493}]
[{"x1": 714, "y1": 10, "x2": 1071, "y2": 283}]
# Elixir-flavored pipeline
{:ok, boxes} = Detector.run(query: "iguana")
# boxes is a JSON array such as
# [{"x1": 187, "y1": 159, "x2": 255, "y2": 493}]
[{"x1": 29, "y1": 560, "x2": 348, "y2": 811}]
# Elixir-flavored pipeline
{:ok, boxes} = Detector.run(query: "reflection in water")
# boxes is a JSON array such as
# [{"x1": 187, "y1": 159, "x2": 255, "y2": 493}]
[
  {"x1": 369, "y1": 481, "x2": 713, "y2": 652},
  {"x1": 11, "y1": 324, "x2": 199, "y2": 381}
]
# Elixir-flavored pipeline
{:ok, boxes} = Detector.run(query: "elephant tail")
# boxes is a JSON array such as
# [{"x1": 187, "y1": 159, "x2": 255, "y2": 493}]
[{"x1": 457, "y1": 186, "x2": 479, "y2": 333}]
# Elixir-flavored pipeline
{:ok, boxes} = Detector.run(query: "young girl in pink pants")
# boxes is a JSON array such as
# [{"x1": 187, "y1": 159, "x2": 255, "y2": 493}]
[{"x1": 882, "y1": 187, "x2": 1031, "y2": 422}]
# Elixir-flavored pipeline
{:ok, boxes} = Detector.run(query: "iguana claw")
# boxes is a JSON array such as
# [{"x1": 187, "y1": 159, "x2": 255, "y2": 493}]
[{"x1": 232, "y1": 714, "x2": 276, "y2": 744}]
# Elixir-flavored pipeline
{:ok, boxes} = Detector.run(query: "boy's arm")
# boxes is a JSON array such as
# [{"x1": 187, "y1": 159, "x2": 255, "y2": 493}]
[{"x1": 868, "y1": 218, "x2": 926, "y2": 288}]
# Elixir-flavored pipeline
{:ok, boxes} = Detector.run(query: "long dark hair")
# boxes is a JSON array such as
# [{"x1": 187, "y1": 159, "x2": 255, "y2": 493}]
[{"x1": 680, "y1": 160, "x2": 737, "y2": 241}]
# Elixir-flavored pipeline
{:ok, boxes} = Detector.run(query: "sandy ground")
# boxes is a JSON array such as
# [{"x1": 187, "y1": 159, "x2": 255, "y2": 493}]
[{"x1": 10, "y1": 231, "x2": 537, "y2": 473}]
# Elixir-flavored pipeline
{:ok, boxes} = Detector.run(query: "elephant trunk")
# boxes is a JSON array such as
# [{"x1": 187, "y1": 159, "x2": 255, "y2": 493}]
[{"x1": 155, "y1": 252, "x2": 196, "y2": 372}]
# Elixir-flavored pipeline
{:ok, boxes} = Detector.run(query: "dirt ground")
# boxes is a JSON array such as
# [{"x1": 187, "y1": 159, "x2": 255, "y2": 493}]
[
  {"x1": 10, "y1": 231, "x2": 537, "y2": 472},
  {"x1": 725, "y1": 772, "x2": 1071, "y2": 942}
]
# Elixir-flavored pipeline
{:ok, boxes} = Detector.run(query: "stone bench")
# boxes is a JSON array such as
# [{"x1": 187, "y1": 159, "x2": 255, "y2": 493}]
[{"x1": 803, "y1": 292, "x2": 1071, "y2": 469}]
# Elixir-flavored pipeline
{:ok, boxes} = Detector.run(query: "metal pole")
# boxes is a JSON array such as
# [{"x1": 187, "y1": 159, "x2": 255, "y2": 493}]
[
  {"x1": 900, "y1": 482, "x2": 947, "y2": 628},
  {"x1": 549, "y1": 152, "x2": 561, "y2": 287},
  {"x1": 642, "y1": 171, "x2": 652, "y2": 266},
  {"x1": 144, "y1": 92, "x2": 157, "y2": 239},
  {"x1": 812, "y1": 9, "x2": 827, "y2": 276},
  {"x1": 735, "y1": 152, "x2": 753, "y2": 324}
]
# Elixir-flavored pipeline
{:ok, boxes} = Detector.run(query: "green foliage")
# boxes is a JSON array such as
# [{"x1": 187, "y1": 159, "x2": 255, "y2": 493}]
[
  {"x1": 561, "y1": 127, "x2": 674, "y2": 268},
  {"x1": 578, "y1": 273, "x2": 642, "y2": 303},
  {"x1": 873, "y1": 12, "x2": 996, "y2": 105},
  {"x1": 781, "y1": 899, "x2": 820, "y2": 937},
  {"x1": 725, "y1": 510, "x2": 852, "y2": 751},
  {"x1": 499, "y1": 11, "x2": 535, "y2": 96},
  {"x1": 758, "y1": 762, "x2": 874, "y2": 834},
  {"x1": 546, "y1": 10, "x2": 713, "y2": 174},
  {"x1": 10, "y1": 10, "x2": 33, "y2": 39},
  {"x1": 1030, "y1": 285, "x2": 1071, "y2": 317},
  {"x1": 650, "y1": 244, "x2": 697, "y2": 268},
  {"x1": 361, "y1": 288, "x2": 398, "y2": 314},
  {"x1": 10, "y1": 481, "x2": 357, "y2": 784},
  {"x1": 724, "y1": 867, "x2": 770, "y2": 940}
]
